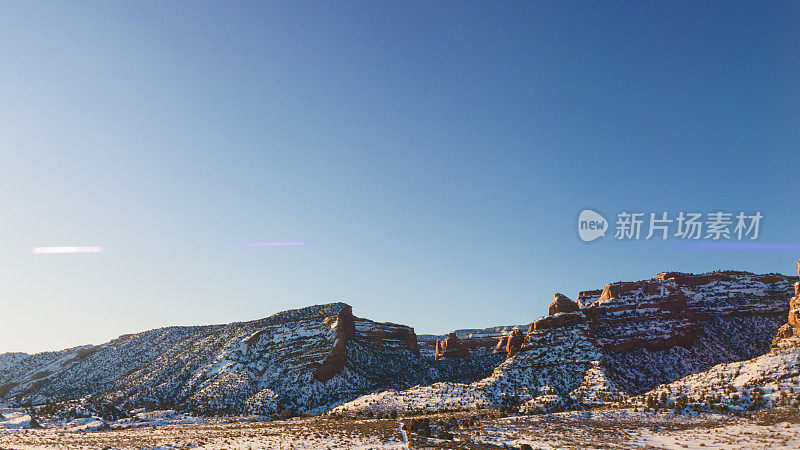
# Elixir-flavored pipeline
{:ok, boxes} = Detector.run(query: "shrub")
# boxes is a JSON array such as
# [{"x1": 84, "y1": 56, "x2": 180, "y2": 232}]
[
  {"x1": 27, "y1": 411, "x2": 41, "y2": 429},
  {"x1": 278, "y1": 409, "x2": 295, "y2": 420}
]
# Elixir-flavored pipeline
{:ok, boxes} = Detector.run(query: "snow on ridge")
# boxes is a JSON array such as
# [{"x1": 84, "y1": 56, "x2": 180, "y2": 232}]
[{"x1": 2, "y1": 270, "x2": 796, "y2": 420}]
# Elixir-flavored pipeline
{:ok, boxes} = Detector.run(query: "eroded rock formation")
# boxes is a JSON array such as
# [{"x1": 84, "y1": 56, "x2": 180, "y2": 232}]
[
  {"x1": 434, "y1": 332, "x2": 469, "y2": 360},
  {"x1": 420, "y1": 326, "x2": 521, "y2": 362},
  {"x1": 4, "y1": 266, "x2": 795, "y2": 418},
  {"x1": 549, "y1": 293, "x2": 579, "y2": 315},
  {"x1": 771, "y1": 260, "x2": 800, "y2": 350},
  {"x1": 313, "y1": 305, "x2": 357, "y2": 382},
  {"x1": 504, "y1": 328, "x2": 524, "y2": 358},
  {"x1": 526, "y1": 293, "x2": 588, "y2": 332},
  {"x1": 314, "y1": 305, "x2": 420, "y2": 382}
]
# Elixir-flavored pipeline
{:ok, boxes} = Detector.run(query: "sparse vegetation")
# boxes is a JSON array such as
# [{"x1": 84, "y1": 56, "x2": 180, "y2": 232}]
[{"x1": 278, "y1": 408, "x2": 296, "y2": 420}]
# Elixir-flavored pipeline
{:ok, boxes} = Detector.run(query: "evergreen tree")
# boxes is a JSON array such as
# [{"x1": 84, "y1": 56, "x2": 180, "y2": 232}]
[{"x1": 27, "y1": 410, "x2": 42, "y2": 429}]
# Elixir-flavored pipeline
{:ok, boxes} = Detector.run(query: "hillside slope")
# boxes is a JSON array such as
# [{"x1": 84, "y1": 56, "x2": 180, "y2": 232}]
[{"x1": 0, "y1": 303, "x2": 426, "y2": 414}]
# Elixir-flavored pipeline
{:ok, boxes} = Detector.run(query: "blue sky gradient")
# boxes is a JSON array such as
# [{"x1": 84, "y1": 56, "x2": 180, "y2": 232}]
[{"x1": 1, "y1": 2, "x2": 799, "y2": 352}]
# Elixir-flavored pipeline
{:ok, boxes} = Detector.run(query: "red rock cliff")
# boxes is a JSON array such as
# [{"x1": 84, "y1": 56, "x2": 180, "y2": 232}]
[{"x1": 313, "y1": 305, "x2": 419, "y2": 382}]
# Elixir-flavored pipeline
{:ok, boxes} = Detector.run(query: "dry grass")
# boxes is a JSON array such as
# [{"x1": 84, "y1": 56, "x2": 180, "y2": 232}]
[
  {"x1": 2, "y1": 407, "x2": 800, "y2": 449},
  {"x1": 0, "y1": 416, "x2": 405, "y2": 449}
]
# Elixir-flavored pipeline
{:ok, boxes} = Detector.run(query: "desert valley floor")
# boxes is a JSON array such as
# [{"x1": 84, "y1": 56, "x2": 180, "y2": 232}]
[{"x1": 2, "y1": 406, "x2": 800, "y2": 449}]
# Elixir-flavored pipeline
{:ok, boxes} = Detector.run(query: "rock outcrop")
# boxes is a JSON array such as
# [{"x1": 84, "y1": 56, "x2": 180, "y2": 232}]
[
  {"x1": 504, "y1": 328, "x2": 524, "y2": 359},
  {"x1": 353, "y1": 317, "x2": 420, "y2": 355},
  {"x1": 313, "y1": 305, "x2": 357, "y2": 382},
  {"x1": 584, "y1": 271, "x2": 792, "y2": 356},
  {"x1": 328, "y1": 267, "x2": 798, "y2": 418},
  {"x1": 549, "y1": 293, "x2": 579, "y2": 315},
  {"x1": 419, "y1": 325, "x2": 522, "y2": 359},
  {"x1": 417, "y1": 326, "x2": 521, "y2": 383},
  {"x1": 771, "y1": 260, "x2": 800, "y2": 349},
  {"x1": 434, "y1": 332, "x2": 469, "y2": 360},
  {"x1": 528, "y1": 293, "x2": 588, "y2": 332}
]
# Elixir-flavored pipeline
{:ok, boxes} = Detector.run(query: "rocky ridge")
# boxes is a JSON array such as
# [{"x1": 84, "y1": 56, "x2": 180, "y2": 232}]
[
  {"x1": 334, "y1": 269, "x2": 796, "y2": 415},
  {"x1": 2, "y1": 267, "x2": 796, "y2": 419}
]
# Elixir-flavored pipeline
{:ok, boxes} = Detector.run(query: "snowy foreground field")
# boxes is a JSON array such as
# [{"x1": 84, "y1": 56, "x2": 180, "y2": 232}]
[{"x1": 2, "y1": 407, "x2": 800, "y2": 449}]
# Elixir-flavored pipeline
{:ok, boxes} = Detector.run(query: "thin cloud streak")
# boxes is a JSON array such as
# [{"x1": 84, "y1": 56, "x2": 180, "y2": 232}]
[
  {"x1": 235, "y1": 241, "x2": 313, "y2": 248},
  {"x1": 32, "y1": 246, "x2": 103, "y2": 254}
]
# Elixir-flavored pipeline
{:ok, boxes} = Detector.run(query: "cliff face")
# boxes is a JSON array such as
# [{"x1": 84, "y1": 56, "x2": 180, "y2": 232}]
[
  {"x1": 772, "y1": 260, "x2": 800, "y2": 350},
  {"x1": 314, "y1": 305, "x2": 420, "y2": 382},
  {"x1": 339, "y1": 269, "x2": 797, "y2": 416},
  {"x1": 643, "y1": 262, "x2": 800, "y2": 412},
  {"x1": 354, "y1": 317, "x2": 420, "y2": 355},
  {"x1": 427, "y1": 268, "x2": 792, "y2": 389},
  {"x1": 589, "y1": 271, "x2": 793, "y2": 392},
  {"x1": 490, "y1": 270, "x2": 795, "y2": 401},
  {"x1": 588, "y1": 271, "x2": 791, "y2": 352}
]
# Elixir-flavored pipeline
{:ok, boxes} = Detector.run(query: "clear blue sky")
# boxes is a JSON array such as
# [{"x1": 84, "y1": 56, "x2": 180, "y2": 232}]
[{"x1": 1, "y1": 2, "x2": 799, "y2": 353}]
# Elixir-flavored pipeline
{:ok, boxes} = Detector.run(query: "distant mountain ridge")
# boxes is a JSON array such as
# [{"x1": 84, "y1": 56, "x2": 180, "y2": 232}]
[{"x1": 1, "y1": 268, "x2": 797, "y2": 418}]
